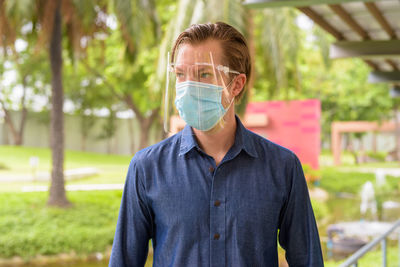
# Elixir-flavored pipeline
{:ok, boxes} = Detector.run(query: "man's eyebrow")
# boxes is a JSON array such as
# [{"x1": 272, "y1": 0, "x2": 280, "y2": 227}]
[
  {"x1": 197, "y1": 66, "x2": 214, "y2": 72},
  {"x1": 174, "y1": 66, "x2": 185, "y2": 72}
]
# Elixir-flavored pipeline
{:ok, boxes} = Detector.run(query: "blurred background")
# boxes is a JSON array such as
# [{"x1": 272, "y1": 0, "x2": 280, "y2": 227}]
[{"x1": 1, "y1": 0, "x2": 400, "y2": 266}]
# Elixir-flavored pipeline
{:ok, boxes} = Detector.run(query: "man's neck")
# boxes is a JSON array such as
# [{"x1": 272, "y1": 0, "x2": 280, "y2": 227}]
[{"x1": 193, "y1": 109, "x2": 237, "y2": 166}]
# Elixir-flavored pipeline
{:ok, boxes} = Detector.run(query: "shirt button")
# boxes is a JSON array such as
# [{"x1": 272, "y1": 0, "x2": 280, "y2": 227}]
[
  {"x1": 209, "y1": 166, "x2": 214, "y2": 172},
  {"x1": 214, "y1": 200, "x2": 221, "y2": 207},
  {"x1": 213, "y1": 233, "x2": 220, "y2": 240}
]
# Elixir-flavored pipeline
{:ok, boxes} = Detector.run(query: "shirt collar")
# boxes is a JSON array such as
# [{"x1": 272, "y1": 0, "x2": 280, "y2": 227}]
[
  {"x1": 179, "y1": 115, "x2": 258, "y2": 158},
  {"x1": 179, "y1": 125, "x2": 198, "y2": 156},
  {"x1": 234, "y1": 115, "x2": 258, "y2": 158}
]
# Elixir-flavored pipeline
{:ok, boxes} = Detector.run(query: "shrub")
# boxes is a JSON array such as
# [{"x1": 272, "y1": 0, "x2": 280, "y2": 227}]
[
  {"x1": 0, "y1": 191, "x2": 122, "y2": 259},
  {"x1": 365, "y1": 151, "x2": 387, "y2": 162},
  {"x1": 302, "y1": 164, "x2": 321, "y2": 183}
]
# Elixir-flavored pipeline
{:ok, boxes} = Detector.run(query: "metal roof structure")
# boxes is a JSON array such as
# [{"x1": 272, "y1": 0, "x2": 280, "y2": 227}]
[{"x1": 243, "y1": 0, "x2": 400, "y2": 87}]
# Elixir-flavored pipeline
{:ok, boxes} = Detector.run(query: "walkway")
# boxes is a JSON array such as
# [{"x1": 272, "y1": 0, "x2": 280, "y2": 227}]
[
  {"x1": 21, "y1": 184, "x2": 124, "y2": 192},
  {"x1": 0, "y1": 167, "x2": 99, "y2": 182}
]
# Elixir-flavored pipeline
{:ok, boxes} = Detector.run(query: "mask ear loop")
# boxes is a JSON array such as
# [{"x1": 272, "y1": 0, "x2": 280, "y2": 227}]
[
  {"x1": 212, "y1": 77, "x2": 236, "y2": 132},
  {"x1": 224, "y1": 78, "x2": 236, "y2": 111},
  {"x1": 218, "y1": 71, "x2": 237, "y2": 130}
]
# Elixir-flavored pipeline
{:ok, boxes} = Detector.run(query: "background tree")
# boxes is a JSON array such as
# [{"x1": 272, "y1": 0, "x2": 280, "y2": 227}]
[
  {"x1": 97, "y1": 107, "x2": 118, "y2": 154},
  {"x1": 44, "y1": 0, "x2": 109, "y2": 207},
  {"x1": 0, "y1": 0, "x2": 110, "y2": 207},
  {"x1": 93, "y1": 0, "x2": 164, "y2": 150},
  {"x1": 0, "y1": 2, "x2": 50, "y2": 146},
  {"x1": 252, "y1": 8, "x2": 304, "y2": 101}
]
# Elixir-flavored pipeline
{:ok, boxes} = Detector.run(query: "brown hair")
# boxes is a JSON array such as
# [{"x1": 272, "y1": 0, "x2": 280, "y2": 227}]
[{"x1": 171, "y1": 22, "x2": 251, "y2": 101}]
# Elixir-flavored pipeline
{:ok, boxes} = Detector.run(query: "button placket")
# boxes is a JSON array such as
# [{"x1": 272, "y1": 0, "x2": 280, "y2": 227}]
[{"x1": 209, "y1": 166, "x2": 226, "y2": 267}]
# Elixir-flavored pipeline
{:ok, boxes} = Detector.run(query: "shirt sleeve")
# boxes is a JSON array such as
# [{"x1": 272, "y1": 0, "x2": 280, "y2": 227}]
[
  {"x1": 109, "y1": 159, "x2": 153, "y2": 267},
  {"x1": 278, "y1": 155, "x2": 324, "y2": 267}
]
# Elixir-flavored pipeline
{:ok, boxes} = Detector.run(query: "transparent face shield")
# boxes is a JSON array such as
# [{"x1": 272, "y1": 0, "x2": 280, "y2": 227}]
[{"x1": 163, "y1": 49, "x2": 240, "y2": 135}]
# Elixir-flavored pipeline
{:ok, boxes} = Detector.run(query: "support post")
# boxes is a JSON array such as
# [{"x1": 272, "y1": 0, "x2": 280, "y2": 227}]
[{"x1": 382, "y1": 239, "x2": 387, "y2": 267}]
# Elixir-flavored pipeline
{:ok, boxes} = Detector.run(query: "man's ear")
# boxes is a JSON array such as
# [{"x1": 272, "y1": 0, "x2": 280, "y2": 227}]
[{"x1": 231, "y1": 73, "x2": 247, "y2": 97}]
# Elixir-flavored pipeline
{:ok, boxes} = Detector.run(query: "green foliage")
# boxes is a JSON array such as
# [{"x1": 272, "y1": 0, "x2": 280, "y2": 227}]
[
  {"x1": 366, "y1": 151, "x2": 387, "y2": 162},
  {"x1": 302, "y1": 57, "x2": 393, "y2": 142},
  {"x1": 319, "y1": 167, "x2": 399, "y2": 196},
  {"x1": 0, "y1": 191, "x2": 122, "y2": 259},
  {"x1": 0, "y1": 34, "x2": 50, "y2": 113},
  {"x1": 2, "y1": 0, "x2": 394, "y2": 150},
  {"x1": 253, "y1": 8, "x2": 303, "y2": 100},
  {"x1": 374, "y1": 181, "x2": 393, "y2": 219},
  {"x1": 310, "y1": 199, "x2": 328, "y2": 221},
  {"x1": 97, "y1": 108, "x2": 117, "y2": 140},
  {"x1": 320, "y1": 168, "x2": 376, "y2": 194},
  {"x1": 302, "y1": 163, "x2": 321, "y2": 182},
  {"x1": 324, "y1": 245, "x2": 399, "y2": 267},
  {"x1": 0, "y1": 162, "x2": 9, "y2": 170}
]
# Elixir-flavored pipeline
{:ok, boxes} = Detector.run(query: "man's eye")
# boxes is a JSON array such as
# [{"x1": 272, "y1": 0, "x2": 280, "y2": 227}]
[
  {"x1": 200, "y1": 72, "x2": 212, "y2": 78},
  {"x1": 176, "y1": 72, "x2": 185, "y2": 78}
]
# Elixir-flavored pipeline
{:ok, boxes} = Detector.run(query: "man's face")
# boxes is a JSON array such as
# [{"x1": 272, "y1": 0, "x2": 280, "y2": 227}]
[{"x1": 174, "y1": 39, "x2": 230, "y2": 88}]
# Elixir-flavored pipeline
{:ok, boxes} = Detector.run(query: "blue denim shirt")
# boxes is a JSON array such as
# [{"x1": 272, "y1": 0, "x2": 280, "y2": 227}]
[{"x1": 109, "y1": 117, "x2": 323, "y2": 267}]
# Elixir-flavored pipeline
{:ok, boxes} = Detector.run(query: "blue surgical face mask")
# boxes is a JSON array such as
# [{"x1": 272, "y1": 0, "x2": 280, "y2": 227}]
[{"x1": 174, "y1": 80, "x2": 231, "y2": 131}]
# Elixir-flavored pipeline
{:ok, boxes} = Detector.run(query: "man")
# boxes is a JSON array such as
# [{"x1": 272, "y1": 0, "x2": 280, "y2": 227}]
[{"x1": 110, "y1": 22, "x2": 323, "y2": 266}]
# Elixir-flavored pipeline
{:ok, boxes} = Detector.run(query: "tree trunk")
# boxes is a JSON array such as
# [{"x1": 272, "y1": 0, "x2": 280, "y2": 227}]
[
  {"x1": 138, "y1": 117, "x2": 152, "y2": 150},
  {"x1": 0, "y1": 106, "x2": 26, "y2": 146},
  {"x1": 48, "y1": 0, "x2": 70, "y2": 207},
  {"x1": 1, "y1": 108, "x2": 19, "y2": 144},
  {"x1": 123, "y1": 94, "x2": 159, "y2": 150},
  {"x1": 16, "y1": 107, "x2": 27, "y2": 145},
  {"x1": 81, "y1": 135, "x2": 86, "y2": 151},
  {"x1": 0, "y1": 68, "x2": 28, "y2": 146},
  {"x1": 128, "y1": 118, "x2": 135, "y2": 155},
  {"x1": 107, "y1": 138, "x2": 112, "y2": 154},
  {"x1": 2, "y1": 123, "x2": 9, "y2": 145},
  {"x1": 395, "y1": 104, "x2": 400, "y2": 161},
  {"x1": 15, "y1": 79, "x2": 28, "y2": 146}
]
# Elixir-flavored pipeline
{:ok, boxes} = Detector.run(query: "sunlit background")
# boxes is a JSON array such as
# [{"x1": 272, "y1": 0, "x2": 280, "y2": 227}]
[{"x1": 1, "y1": 0, "x2": 400, "y2": 266}]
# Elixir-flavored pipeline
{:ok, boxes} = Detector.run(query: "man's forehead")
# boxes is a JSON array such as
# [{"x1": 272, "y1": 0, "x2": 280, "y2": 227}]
[{"x1": 175, "y1": 40, "x2": 223, "y2": 65}]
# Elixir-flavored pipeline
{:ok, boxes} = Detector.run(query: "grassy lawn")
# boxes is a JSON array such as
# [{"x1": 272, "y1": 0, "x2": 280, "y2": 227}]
[
  {"x1": 324, "y1": 245, "x2": 400, "y2": 267},
  {"x1": 0, "y1": 145, "x2": 132, "y2": 192},
  {"x1": 318, "y1": 149, "x2": 400, "y2": 194}
]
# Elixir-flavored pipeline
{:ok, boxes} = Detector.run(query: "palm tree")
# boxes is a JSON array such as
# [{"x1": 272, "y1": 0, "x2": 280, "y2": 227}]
[
  {"x1": 0, "y1": 0, "x2": 108, "y2": 207},
  {"x1": 47, "y1": 0, "x2": 68, "y2": 206},
  {"x1": 253, "y1": 8, "x2": 304, "y2": 99}
]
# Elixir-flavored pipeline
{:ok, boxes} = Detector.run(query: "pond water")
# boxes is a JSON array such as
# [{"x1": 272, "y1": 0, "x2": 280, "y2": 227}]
[
  {"x1": 21, "y1": 193, "x2": 400, "y2": 267},
  {"x1": 320, "y1": 193, "x2": 400, "y2": 262}
]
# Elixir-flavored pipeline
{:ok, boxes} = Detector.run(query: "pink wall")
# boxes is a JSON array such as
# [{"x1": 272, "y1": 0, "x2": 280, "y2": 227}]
[{"x1": 246, "y1": 99, "x2": 321, "y2": 169}]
